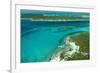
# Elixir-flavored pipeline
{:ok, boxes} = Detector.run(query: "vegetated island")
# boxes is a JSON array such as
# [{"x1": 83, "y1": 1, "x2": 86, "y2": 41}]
[
  {"x1": 50, "y1": 32, "x2": 89, "y2": 61},
  {"x1": 21, "y1": 14, "x2": 89, "y2": 21}
]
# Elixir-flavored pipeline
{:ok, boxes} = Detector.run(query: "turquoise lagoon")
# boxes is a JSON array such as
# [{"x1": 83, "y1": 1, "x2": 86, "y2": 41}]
[{"x1": 21, "y1": 10, "x2": 89, "y2": 63}]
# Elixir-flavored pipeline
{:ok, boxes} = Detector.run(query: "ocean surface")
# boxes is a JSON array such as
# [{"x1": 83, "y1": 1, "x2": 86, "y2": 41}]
[{"x1": 21, "y1": 19, "x2": 89, "y2": 63}]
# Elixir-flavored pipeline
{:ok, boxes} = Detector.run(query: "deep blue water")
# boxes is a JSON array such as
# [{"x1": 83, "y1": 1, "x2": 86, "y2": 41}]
[{"x1": 21, "y1": 19, "x2": 89, "y2": 63}]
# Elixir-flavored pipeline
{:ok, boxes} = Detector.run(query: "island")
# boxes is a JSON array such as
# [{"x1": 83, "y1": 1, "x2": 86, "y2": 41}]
[
  {"x1": 50, "y1": 32, "x2": 89, "y2": 61},
  {"x1": 21, "y1": 14, "x2": 89, "y2": 21}
]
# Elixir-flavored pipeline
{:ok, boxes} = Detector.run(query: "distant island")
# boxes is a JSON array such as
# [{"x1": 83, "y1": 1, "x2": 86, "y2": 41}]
[{"x1": 21, "y1": 14, "x2": 89, "y2": 21}]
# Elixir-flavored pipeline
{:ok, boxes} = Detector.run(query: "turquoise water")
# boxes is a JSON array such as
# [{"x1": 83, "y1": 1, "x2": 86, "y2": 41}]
[{"x1": 21, "y1": 20, "x2": 89, "y2": 63}]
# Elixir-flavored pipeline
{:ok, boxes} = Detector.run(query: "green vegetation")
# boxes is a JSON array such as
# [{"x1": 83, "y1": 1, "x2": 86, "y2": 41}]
[
  {"x1": 21, "y1": 14, "x2": 89, "y2": 21},
  {"x1": 68, "y1": 32, "x2": 90, "y2": 60},
  {"x1": 51, "y1": 32, "x2": 90, "y2": 61}
]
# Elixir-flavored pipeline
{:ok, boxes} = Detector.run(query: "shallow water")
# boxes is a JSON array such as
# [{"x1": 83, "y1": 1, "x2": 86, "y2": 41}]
[{"x1": 21, "y1": 20, "x2": 89, "y2": 63}]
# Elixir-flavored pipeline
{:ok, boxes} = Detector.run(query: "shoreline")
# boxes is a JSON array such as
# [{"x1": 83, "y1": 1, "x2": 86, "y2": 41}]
[
  {"x1": 21, "y1": 18, "x2": 89, "y2": 22},
  {"x1": 50, "y1": 32, "x2": 89, "y2": 62}
]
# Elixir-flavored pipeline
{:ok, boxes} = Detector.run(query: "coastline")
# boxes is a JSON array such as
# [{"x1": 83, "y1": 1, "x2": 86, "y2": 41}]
[
  {"x1": 21, "y1": 18, "x2": 89, "y2": 22},
  {"x1": 50, "y1": 32, "x2": 89, "y2": 62}
]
